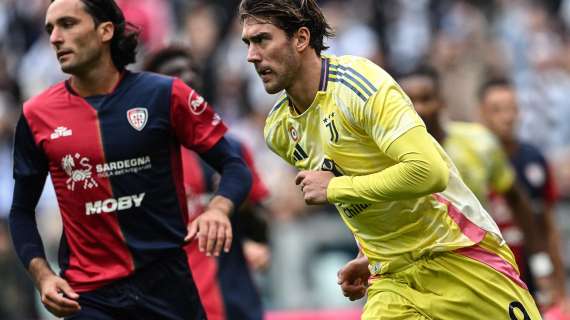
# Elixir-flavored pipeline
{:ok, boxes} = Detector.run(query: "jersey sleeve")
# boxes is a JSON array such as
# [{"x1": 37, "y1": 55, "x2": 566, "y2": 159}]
[
  {"x1": 353, "y1": 79, "x2": 425, "y2": 153},
  {"x1": 170, "y1": 78, "x2": 227, "y2": 153},
  {"x1": 13, "y1": 115, "x2": 49, "y2": 178}
]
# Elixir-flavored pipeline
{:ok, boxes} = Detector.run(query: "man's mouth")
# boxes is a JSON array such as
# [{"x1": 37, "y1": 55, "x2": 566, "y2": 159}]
[{"x1": 57, "y1": 50, "x2": 73, "y2": 59}]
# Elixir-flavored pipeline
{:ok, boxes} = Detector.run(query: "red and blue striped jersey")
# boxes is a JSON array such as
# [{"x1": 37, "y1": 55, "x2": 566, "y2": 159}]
[{"x1": 14, "y1": 71, "x2": 227, "y2": 292}]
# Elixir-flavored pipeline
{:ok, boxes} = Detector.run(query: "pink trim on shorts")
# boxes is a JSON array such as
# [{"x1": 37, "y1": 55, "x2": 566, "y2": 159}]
[
  {"x1": 434, "y1": 194, "x2": 486, "y2": 243},
  {"x1": 456, "y1": 245, "x2": 528, "y2": 290}
]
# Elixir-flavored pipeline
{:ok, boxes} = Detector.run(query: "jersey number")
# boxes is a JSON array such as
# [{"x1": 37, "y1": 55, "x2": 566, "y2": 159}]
[{"x1": 508, "y1": 301, "x2": 531, "y2": 320}]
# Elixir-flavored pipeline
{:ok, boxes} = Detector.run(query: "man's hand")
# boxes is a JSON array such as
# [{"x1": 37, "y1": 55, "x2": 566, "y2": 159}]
[
  {"x1": 243, "y1": 240, "x2": 271, "y2": 271},
  {"x1": 337, "y1": 255, "x2": 370, "y2": 301},
  {"x1": 186, "y1": 195, "x2": 233, "y2": 256},
  {"x1": 295, "y1": 170, "x2": 335, "y2": 204},
  {"x1": 29, "y1": 258, "x2": 80, "y2": 317},
  {"x1": 39, "y1": 273, "x2": 81, "y2": 317}
]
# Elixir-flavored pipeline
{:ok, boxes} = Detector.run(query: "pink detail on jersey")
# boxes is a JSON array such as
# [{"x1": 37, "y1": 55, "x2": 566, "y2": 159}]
[
  {"x1": 456, "y1": 244, "x2": 528, "y2": 290},
  {"x1": 434, "y1": 194, "x2": 486, "y2": 243}
]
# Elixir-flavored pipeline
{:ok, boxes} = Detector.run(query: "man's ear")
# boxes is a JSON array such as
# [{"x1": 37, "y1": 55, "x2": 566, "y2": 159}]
[
  {"x1": 295, "y1": 26, "x2": 311, "y2": 52},
  {"x1": 98, "y1": 21, "x2": 115, "y2": 43}
]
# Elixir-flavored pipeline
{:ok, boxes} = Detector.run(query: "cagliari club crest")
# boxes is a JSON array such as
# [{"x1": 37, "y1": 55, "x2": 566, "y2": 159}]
[{"x1": 127, "y1": 107, "x2": 148, "y2": 131}]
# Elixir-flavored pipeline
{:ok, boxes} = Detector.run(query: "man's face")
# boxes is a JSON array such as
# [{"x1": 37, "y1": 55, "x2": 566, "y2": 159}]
[
  {"x1": 399, "y1": 75, "x2": 443, "y2": 122},
  {"x1": 242, "y1": 17, "x2": 299, "y2": 94},
  {"x1": 45, "y1": 0, "x2": 109, "y2": 74},
  {"x1": 480, "y1": 86, "x2": 519, "y2": 141}
]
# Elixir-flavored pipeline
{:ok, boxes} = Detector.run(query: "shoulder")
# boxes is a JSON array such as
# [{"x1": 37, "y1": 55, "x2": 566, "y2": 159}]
[
  {"x1": 328, "y1": 55, "x2": 393, "y2": 97},
  {"x1": 22, "y1": 81, "x2": 67, "y2": 116},
  {"x1": 264, "y1": 95, "x2": 290, "y2": 154},
  {"x1": 447, "y1": 122, "x2": 503, "y2": 153}
]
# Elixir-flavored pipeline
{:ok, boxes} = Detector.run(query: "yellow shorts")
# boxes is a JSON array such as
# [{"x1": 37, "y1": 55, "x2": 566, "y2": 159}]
[{"x1": 363, "y1": 234, "x2": 541, "y2": 320}]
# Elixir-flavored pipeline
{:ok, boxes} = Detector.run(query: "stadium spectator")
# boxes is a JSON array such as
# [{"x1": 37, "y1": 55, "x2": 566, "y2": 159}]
[
  {"x1": 9, "y1": 0, "x2": 251, "y2": 318},
  {"x1": 479, "y1": 77, "x2": 568, "y2": 309},
  {"x1": 239, "y1": 0, "x2": 542, "y2": 318}
]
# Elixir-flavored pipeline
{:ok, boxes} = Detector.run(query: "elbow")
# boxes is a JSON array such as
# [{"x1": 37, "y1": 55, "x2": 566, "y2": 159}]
[{"x1": 428, "y1": 160, "x2": 449, "y2": 193}]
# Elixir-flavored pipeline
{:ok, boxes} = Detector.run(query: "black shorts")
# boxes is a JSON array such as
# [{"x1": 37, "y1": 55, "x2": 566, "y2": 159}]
[{"x1": 66, "y1": 249, "x2": 206, "y2": 320}]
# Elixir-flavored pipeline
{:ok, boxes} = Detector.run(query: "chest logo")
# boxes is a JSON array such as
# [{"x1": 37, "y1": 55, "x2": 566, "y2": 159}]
[
  {"x1": 61, "y1": 153, "x2": 98, "y2": 191},
  {"x1": 50, "y1": 126, "x2": 72, "y2": 140},
  {"x1": 323, "y1": 113, "x2": 339, "y2": 143},
  {"x1": 289, "y1": 126, "x2": 299, "y2": 142},
  {"x1": 127, "y1": 108, "x2": 148, "y2": 131}
]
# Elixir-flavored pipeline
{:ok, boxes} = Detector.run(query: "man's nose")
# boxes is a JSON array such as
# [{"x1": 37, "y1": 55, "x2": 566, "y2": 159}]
[
  {"x1": 49, "y1": 27, "x2": 63, "y2": 46},
  {"x1": 247, "y1": 46, "x2": 261, "y2": 63}
]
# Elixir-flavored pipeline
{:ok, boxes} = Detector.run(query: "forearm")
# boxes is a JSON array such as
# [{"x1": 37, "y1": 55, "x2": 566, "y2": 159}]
[
  {"x1": 28, "y1": 257, "x2": 56, "y2": 289},
  {"x1": 200, "y1": 137, "x2": 253, "y2": 210},
  {"x1": 9, "y1": 175, "x2": 47, "y2": 268},
  {"x1": 327, "y1": 126, "x2": 449, "y2": 204},
  {"x1": 505, "y1": 184, "x2": 544, "y2": 253}
]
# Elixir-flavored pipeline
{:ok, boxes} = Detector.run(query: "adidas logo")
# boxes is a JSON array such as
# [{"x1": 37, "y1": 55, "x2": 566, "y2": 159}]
[{"x1": 50, "y1": 126, "x2": 72, "y2": 140}]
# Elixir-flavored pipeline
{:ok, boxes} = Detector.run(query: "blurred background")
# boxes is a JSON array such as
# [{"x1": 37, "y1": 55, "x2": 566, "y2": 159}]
[{"x1": 1, "y1": 0, "x2": 570, "y2": 319}]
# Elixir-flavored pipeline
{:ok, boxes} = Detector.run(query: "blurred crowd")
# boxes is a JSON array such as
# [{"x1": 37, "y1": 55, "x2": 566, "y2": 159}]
[{"x1": 1, "y1": 0, "x2": 570, "y2": 318}]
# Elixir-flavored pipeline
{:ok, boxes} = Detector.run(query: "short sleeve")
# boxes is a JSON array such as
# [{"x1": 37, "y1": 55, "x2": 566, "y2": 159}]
[
  {"x1": 13, "y1": 115, "x2": 49, "y2": 178},
  {"x1": 170, "y1": 79, "x2": 227, "y2": 153}
]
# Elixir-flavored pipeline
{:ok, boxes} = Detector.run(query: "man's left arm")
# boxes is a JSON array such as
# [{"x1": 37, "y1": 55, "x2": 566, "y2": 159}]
[{"x1": 298, "y1": 126, "x2": 449, "y2": 204}]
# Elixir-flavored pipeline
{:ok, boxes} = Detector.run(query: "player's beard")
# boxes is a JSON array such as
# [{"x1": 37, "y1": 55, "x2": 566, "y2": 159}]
[{"x1": 263, "y1": 46, "x2": 298, "y2": 94}]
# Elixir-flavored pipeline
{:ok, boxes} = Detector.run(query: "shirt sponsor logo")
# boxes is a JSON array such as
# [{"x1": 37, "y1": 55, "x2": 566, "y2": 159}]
[
  {"x1": 96, "y1": 156, "x2": 152, "y2": 177},
  {"x1": 50, "y1": 126, "x2": 72, "y2": 140},
  {"x1": 127, "y1": 107, "x2": 148, "y2": 131},
  {"x1": 61, "y1": 154, "x2": 152, "y2": 190},
  {"x1": 212, "y1": 113, "x2": 222, "y2": 126},
  {"x1": 188, "y1": 89, "x2": 207, "y2": 115},
  {"x1": 62, "y1": 153, "x2": 98, "y2": 191},
  {"x1": 85, "y1": 193, "x2": 145, "y2": 215}
]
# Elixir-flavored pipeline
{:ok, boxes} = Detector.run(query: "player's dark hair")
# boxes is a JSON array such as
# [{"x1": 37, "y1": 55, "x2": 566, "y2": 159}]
[
  {"x1": 50, "y1": 0, "x2": 140, "y2": 70},
  {"x1": 397, "y1": 65, "x2": 441, "y2": 93},
  {"x1": 238, "y1": 0, "x2": 334, "y2": 56},
  {"x1": 478, "y1": 77, "x2": 513, "y2": 102},
  {"x1": 143, "y1": 45, "x2": 195, "y2": 73}
]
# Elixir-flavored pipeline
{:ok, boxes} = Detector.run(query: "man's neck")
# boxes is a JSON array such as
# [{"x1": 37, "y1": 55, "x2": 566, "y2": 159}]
[
  {"x1": 286, "y1": 53, "x2": 322, "y2": 114},
  {"x1": 69, "y1": 60, "x2": 121, "y2": 97}
]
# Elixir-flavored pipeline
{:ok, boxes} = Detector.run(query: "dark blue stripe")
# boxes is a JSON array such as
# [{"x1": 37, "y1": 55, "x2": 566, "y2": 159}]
[
  {"x1": 329, "y1": 70, "x2": 373, "y2": 97},
  {"x1": 330, "y1": 64, "x2": 377, "y2": 93},
  {"x1": 328, "y1": 77, "x2": 368, "y2": 102},
  {"x1": 269, "y1": 96, "x2": 288, "y2": 114}
]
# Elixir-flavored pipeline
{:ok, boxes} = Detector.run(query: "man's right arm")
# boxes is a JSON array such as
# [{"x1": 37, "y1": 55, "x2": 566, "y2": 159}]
[{"x1": 11, "y1": 115, "x2": 81, "y2": 316}]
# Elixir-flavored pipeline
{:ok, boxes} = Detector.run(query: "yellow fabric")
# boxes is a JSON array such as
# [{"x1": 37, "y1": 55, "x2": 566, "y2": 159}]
[
  {"x1": 363, "y1": 234, "x2": 541, "y2": 320},
  {"x1": 264, "y1": 54, "x2": 503, "y2": 275},
  {"x1": 327, "y1": 126, "x2": 448, "y2": 203},
  {"x1": 443, "y1": 122, "x2": 515, "y2": 208}
]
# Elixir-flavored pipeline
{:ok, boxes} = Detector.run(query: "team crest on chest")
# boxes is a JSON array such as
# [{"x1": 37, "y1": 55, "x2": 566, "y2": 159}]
[
  {"x1": 127, "y1": 107, "x2": 148, "y2": 131},
  {"x1": 288, "y1": 126, "x2": 299, "y2": 142}
]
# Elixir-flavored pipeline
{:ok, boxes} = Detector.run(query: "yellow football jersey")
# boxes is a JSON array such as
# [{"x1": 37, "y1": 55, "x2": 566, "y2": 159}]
[
  {"x1": 443, "y1": 122, "x2": 515, "y2": 208},
  {"x1": 264, "y1": 55, "x2": 503, "y2": 275}
]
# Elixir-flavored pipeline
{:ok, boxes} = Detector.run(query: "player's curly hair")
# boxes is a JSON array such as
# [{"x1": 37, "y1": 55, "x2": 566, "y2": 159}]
[
  {"x1": 239, "y1": 0, "x2": 334, "y2": 56},
  {"x1": 50, "y1": 0, "x2": 140, "y2": 70}
]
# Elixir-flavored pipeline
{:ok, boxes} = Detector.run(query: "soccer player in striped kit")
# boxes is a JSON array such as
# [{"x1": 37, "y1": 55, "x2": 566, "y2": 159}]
[{"x1": 10, "y1": 0, "x2": 251, "y2": 318}]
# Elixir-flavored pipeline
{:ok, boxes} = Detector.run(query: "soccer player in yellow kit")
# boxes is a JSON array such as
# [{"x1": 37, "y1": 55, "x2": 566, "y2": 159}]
[{"x1": 239, "y1": 0, "x2": 542, "y2": 318}]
